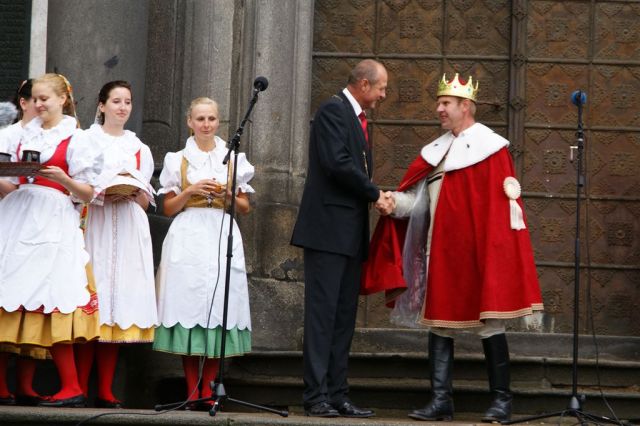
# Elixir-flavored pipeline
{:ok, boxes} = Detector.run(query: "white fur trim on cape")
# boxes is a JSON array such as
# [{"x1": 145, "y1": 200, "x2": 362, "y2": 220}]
[{"x1": 420, "y1": 123, "x2": 509, "y2": 172}]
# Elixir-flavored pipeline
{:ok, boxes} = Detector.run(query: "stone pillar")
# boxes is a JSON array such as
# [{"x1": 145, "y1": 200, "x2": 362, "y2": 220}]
[
  {"x1": 238, "y1": 0, "x2": 315, "y2": 350},
  {"x1": 142, "y1": 0, "x2": 236, "y2": 165},
  {"x1": 29, "y1": 0, "x2": 48, "y2": 77},
  {"x1": 46, "y1": 0, "x2": 148, "y2": 134}
]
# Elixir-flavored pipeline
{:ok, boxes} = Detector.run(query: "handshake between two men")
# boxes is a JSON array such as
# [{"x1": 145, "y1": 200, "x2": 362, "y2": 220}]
[{"x1": 375, "y1": 190, "x2": 395, "y2": 216}]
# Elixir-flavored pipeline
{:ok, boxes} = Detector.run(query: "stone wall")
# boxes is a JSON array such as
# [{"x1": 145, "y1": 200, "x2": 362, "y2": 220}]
[
  {"x1": 236, "y1": 0, "x2": 314, "y2": 351},
  {"x1": 47, "y1": 0, "x2": 148, "y2": 134},
  {"x1": 36, "y1": 0, "x2": 316, "y2": 406},
  {"x1": 142, "y1": 0, "x2": 314, "y2": 352}
]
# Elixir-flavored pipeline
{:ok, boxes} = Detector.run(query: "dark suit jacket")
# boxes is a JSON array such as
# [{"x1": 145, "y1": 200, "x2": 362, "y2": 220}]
[{"x1": 291, "y1": 91, "x2": 379, "y2": 258}]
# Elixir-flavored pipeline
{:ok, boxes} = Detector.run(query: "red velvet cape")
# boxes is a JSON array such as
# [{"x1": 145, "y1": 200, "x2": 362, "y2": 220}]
[{"x1": 362, "y1": 148, "x2": 543, "y2": 327}]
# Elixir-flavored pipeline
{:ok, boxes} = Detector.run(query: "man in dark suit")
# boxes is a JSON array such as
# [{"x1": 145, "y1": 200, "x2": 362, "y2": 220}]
[{"x1": 291, "y1": 59, "x2": 390, "y2": 418}]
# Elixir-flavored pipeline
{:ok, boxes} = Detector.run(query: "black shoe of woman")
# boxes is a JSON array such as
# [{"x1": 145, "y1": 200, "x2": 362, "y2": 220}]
[
  {"x1": 0, "y1": 394, "x2": 15, "y2": 405},
  {"x1": 38, "y1": 394, "x2": 86, "y2": 408},
  {"x1": 95, "y1": 398, "x2": 123, "y2": 409}
]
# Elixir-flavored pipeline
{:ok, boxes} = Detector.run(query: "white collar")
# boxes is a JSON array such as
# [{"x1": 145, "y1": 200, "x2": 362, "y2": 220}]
[
  {"x1": 342, "y1": 88, "x2": 363, "y2": 117},
  {"x1": 86, "y1": 123, "x2": 141, "y2": 155},
  {"x1": 421, "y1": 123, "x2": 509, "y2": 171},
  {"x1": 21, "y1": 115, "x2": 77, "y2": 151},
  {"x1": 183, "y1": 135, "x2": 227, "y2": 168}
]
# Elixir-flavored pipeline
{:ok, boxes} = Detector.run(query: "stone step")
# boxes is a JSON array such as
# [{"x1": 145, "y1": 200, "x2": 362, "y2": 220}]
[
  {"x1": 223, "y1": 370, "x2": 640, "y2": 418},
  {"x1": 224, "y1": 350, "x2": 640, "y2": 388},
  {"x1": 3, "y1": 405, "x2": 632, "y2": 426},
  {"x1": 345, "y1": 329, "x2": 640, "y2": 363},
  {"x1": 213, "y1": 337, "x2": 640, "y2": 419},
  {"x1": 146, "y1": 330, "x2": 640, "y2": 418}
]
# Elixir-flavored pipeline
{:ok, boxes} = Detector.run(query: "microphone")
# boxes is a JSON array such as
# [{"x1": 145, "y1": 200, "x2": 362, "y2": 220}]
[
  {"x1": 253, "y1": 76, "x2": 269, "y2": 92},
  {"x1": 571, "y1": 90, "x2": 587, "y2": 106}
]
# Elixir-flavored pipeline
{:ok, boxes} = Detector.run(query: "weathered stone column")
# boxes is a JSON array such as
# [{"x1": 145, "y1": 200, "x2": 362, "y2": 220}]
[
  {"x1": 136, "y1": 1, "x2": 315, "y2": 406},
  {"x1": 143, "y1": 0, "x2": 237, "y2": 162},
  {"x1": 238, "y1": 0, "x2": 315, "y2": 351},
  {"x1": 29, "y1": 0, "x2": 48, "y2": 77},
  {"x1": 46, "y1": 0, "x2": 148, "y2": 134}
]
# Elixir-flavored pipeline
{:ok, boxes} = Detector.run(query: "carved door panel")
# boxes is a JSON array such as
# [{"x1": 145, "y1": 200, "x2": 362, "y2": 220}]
[
  {"x1": 522, "y1": 0, "x2": 640, "y2": 336},
  {"x1": 312, "y1": 0, "x2": 640, "y2": 335}
]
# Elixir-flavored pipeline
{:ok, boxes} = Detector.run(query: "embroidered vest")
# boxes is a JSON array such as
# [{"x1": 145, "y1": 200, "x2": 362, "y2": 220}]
[
  {"x1": 18, "y1": 136, "x2": 72, "y2": 194},
  {"x1": 180, "y1": 155, "x2": 232, "y2": 210}
]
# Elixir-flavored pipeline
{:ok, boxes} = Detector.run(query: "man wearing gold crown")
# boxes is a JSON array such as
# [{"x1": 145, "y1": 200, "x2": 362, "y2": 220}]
[{"x1": 361, "y1": 73, "x2": 543, "y2": 422}]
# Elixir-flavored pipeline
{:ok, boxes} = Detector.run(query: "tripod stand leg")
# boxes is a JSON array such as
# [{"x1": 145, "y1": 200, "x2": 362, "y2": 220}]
[
  {"x1": 224, "y1": 397, "x2": 289, "y2": 417},
  {"x1": 502, "y1": 407, "x2": 622, "y2": 425},
  {"x1": 575, "y1": 410, "x2": 621, "y2": 425},
  {"x1": 207, "y1": 382, "x2": 289, "y2": 417}
]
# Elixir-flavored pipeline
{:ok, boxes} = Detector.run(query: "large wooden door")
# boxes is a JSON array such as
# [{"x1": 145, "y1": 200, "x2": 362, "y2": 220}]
[{"x1": 311, "y1": 0, "x2": 640, "y2": 336}]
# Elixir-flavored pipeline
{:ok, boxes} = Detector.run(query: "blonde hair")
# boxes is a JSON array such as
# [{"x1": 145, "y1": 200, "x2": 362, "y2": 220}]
[
  {"x1": 186, "y1": 97, "x2": 219, "y2": 119},
  {"x1": 33, "y1": 73, "x2": 81, "y2": 128}
]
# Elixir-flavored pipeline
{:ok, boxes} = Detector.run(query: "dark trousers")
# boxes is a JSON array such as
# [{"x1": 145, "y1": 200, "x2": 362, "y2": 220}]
[{"x1": 302, "y1": 247, "x2": 362, "y2": 406}]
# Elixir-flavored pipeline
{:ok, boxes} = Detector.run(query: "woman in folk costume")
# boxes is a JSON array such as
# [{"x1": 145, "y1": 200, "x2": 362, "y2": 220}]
[
  {"x1": 73, "y1": 81, "x2": 157, "y2": 408},
  {"x1": 0, "y1": 79, "x2": 53, "y2": 406},
  {"x1": 0, "y1": 73, "x2": 100, "y2": 408},
  {"x1": 154, "y1": 97, "x2": 253, "y2": 410}
]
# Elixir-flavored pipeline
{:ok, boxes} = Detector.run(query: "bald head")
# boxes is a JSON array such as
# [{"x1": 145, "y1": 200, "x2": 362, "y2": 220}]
[
  {"x1": 347, "y1": 59, "x2": 386, "y2": 86},
  {"x1": 346, "y1": 59, "x2": 388, "y2": 110}
]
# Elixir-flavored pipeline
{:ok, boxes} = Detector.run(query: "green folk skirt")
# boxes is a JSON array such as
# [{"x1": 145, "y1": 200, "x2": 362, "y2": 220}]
[{"x1": 153, "y1": 324, "x2": 251, "y2": 358}]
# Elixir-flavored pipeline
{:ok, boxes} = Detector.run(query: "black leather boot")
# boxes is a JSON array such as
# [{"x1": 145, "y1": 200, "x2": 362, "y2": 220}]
[
  {"x1": 408, "y1": 332, "x2": 454, "y2": 421},
  {"x1": 481, "y1": 333, "x2": 513, "y2": 423}
]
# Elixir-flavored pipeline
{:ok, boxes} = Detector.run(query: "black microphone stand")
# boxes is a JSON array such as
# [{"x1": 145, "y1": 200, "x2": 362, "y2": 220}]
[
  {"x1": 502, "y1": 91, "x2": 619, "y2": 425},
  {"x1": 207, "y1": 80, "x2": 287, "y2": 418},
  {"x1": 155, "y1": 80, "x2": 287, "y2": 417}
]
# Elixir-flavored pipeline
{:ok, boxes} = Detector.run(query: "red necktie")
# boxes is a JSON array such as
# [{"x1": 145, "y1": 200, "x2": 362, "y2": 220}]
[{"x1": 358, "y1": 111, "x2": 369, "y2": 147}]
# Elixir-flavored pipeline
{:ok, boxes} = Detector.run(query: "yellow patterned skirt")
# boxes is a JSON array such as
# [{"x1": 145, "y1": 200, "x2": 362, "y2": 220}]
[
  {"x1": 99, "y1": 324, "x2": 154, "y2": 343},
  {"x1": 0, "y1": 343, "x2": 49, "y2": 360},
  {"x1": 0, "y1": 308, "x2": 100, "y2": 348},
  {"x1": 0, "y1": 265, "x2": 100, "y2": 347}
]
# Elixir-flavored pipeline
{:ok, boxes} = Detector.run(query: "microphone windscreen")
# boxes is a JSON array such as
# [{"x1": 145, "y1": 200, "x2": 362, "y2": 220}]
[
  {"x1": 571, "y1": 91, "x2": 587, "y2": 106},
  {"x1": 253, "y1": 76, "x2": 269, "y2": 91}
]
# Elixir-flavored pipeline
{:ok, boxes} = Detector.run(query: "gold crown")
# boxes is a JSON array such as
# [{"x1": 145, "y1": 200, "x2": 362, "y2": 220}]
[{"x1": 437, "y1": 73, "x2": 478, "y2": 102}]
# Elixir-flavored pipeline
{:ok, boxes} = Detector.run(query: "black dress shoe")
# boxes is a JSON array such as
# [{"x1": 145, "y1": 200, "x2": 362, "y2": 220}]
[
  {"x1": 0, "y1": 394, "x2": 15, "y2": 405},
  {"x1": 15, "y1": 394, "x2": 48, "y2": 406},
  {"x1": 95, "y1": 398, "x2": 123, "y2": 409},
  {"x1": 332, "y1": 400, "x2": 375, "y2": 418},
  {"x1": 39, "y1": 394, "x2": 86, "y2": 408},
  {"x1": 304, "y1": 401, "x2": 339, "y2": 417}
]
